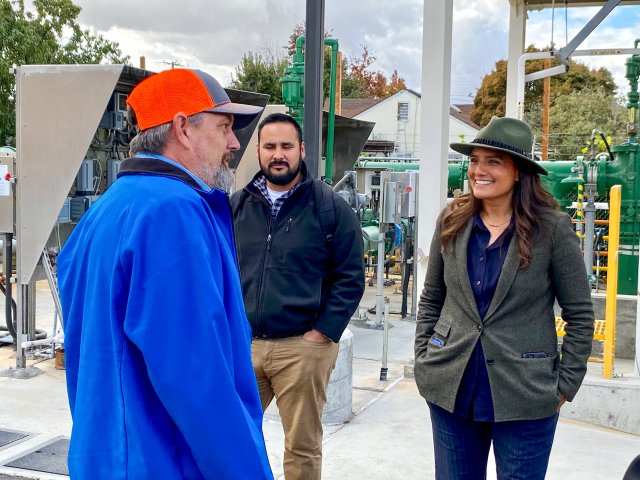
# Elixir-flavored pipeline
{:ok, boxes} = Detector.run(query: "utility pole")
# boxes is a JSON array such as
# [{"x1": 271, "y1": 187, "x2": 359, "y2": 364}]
[
  {"x1": 159, "y1": 60, "x2": 184, "y2": 69},
  {"x1": 335, "y1": 52, "x2": 342, "y2": 116},
  {"x1": 542, "y1": 57, "x2": 551, "y2": 160}
]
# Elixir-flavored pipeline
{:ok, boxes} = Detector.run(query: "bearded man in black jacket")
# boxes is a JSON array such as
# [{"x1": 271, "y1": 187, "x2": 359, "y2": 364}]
[{"x1": 230, "y1": 113, "x2": 365, "y2": 480}]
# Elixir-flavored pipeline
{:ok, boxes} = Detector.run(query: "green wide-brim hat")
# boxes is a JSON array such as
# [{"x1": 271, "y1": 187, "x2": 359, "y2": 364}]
[{"x1": 450, "y1": 116, "x2": 547, "y2": 175}]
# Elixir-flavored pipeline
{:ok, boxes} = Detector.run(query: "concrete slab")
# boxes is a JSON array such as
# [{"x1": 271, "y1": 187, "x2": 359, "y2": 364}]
[
  {"x1": 0, "y1": 278, "x2": 639, "y2": 479},
  {"x1": 560, "y1": 358, "x2": 640, "y2": 435},
  {"x1": 323, "y1": 378, "x2": 640, "y2": 480}
]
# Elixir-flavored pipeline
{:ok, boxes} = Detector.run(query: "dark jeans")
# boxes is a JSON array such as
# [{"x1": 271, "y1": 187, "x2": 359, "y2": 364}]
[{"x1": 428, "y1": 403, "x2": 559, "y2": 480}]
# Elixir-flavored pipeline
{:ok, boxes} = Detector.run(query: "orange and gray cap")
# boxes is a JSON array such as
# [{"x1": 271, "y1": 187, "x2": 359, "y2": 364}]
[{"x1": 126, "y1": 68, "x2": 263, "y2": 132}]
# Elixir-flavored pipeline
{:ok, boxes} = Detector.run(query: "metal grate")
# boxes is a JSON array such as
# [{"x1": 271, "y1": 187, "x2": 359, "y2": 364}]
[
  {"x1": 5, "y1": 437, "x2": 69, "y2": 476},
  {"x1": 0, "y1": 430, "x2": 28, "y2": 451}
]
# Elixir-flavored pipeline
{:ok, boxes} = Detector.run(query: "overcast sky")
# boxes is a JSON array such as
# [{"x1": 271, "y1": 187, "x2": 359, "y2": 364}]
[{"x1": 71, "y1": 0, "x2": 640, "y2": 103}]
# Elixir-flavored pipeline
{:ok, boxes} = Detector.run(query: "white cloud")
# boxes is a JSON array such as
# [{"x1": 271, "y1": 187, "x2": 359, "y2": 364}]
[
  {"x1": 526, "y1": 5, "x2": 640, "y2": 95},
  {"x1": 72, "y1": 0, "x2": 640, "y2": 100},
  {"x1": 450, "y1": 1, "x2": 510, "y2": 100}
]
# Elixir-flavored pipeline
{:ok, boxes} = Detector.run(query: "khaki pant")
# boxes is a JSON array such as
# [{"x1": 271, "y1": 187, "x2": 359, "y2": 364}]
[{"x1": 252, "y1": 336, "x2": 339, "y2": 480}]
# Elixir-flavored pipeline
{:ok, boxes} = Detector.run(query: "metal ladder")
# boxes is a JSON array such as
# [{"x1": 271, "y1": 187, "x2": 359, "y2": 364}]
[{"x1": 41, "y1": 249, "x2": 64, "y2": 332}]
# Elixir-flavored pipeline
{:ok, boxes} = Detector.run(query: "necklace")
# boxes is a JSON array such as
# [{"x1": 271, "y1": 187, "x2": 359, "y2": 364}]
[{"x1": 482, "y1": 214, "x2": 512, "y2": 228}]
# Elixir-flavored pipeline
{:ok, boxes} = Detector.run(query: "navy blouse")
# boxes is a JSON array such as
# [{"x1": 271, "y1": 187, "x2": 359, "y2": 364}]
[{"x1": 453, "y1": 213, "x2": 514, "y2": 421}]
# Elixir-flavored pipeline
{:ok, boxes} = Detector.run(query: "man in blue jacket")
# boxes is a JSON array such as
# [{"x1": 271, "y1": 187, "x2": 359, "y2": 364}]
[
  {"x1": 57, "y1": 69, "x2": 273, "y2": 479},
  {"x1": 231, "y1": 113, "x2": 365, "y2": 480}
]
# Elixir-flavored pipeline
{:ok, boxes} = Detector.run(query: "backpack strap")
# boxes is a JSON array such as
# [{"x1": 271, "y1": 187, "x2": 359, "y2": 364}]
[
  {"x1": 313, "y1": 180, "x2": 337, "y2": 244},
  {"x1": 229, "y1": 188, "x2": 250, "y2": 217}
]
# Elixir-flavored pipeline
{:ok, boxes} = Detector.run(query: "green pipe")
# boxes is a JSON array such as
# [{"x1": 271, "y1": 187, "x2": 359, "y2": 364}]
[
  {"x1": 355, "y1": 158, "x2": 420, "y2": 172},
  {"x1": 324, "y1": 38, "x2": 339, "y2": 183},
  {"x1": 361, "y1": 225, "x2": 382, "y2": 253},
  {"x1": 446, "y1": 159, "x2": 468, "y2": 192},
  {"x1": 296, "y1": 36, "x2": 305, "y2": 56},
  {"x1": 281, "y1": 35, "x2": 340, "y2": 183},
  {"x1": 281, "y1": 36, "x2": 306, "y2": 128},
  {"x1": 625, "y1": 38, "x2": 640, "y2": 142}
]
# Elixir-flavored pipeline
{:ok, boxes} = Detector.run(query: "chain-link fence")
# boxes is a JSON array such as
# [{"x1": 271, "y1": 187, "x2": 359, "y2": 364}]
[
  {"x1": 535, "y1": 132, "x2": 627, "y2": 162},
  {"x1": 564, "y1": 192, "x2": 611, "y2": 292}
]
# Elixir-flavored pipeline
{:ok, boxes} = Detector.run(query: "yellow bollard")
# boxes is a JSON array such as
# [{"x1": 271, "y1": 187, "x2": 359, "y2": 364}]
[{"x1": 603, "y1": 185, "x2": 621, "y2": 379}]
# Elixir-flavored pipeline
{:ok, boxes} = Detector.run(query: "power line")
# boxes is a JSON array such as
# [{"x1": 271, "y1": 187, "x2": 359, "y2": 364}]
[{"x1": 158, "y1": 60, "x2": 185, "y2": 69}]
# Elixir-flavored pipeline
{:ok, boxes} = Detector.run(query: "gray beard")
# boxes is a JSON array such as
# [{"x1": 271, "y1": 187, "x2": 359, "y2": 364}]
[
  {"x1": 212, "y1": 167, "x2": 235, "y2": 192},
  {"x1": 193, "y1": 153, "x2": 235, "y2": 192}
]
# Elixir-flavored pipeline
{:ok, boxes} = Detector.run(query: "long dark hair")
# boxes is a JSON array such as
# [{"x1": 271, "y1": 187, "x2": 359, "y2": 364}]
[{"x1": 440, "y1": 165, "x2": 559, "y2": 269}]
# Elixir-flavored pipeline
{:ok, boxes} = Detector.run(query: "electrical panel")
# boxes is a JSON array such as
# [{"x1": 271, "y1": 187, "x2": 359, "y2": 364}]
[
  {"x1": 76, "y1": 159, "x2": 97, "y2": 195},
  {"x1": 98, "y1": 92, "x2": 128, "y2": 132},
  {"x1": 380, "y1": 171, "x2": 418, "y2": 220},
  {"x1": 107, "y1": 159, "x2": 123, "y2": 187},
  {"x1": 99, "y1": 111, "x2": 124, "y2": 131},
  {"x1": 356, "y1": 169, "x2": 383, "y2": 198},
  {"x1": 380, "y1": 180, "x2": 400, "y2": 224},
  {"x1": 0, "y1": 151, "x2": 15, "y2": 234},
  {"x1": 58, "y1": 197, "x2": 71, "y2": 224},
  {"x1": 70, "y1": 195, "x2": 100, "y2": 221},
  {"x1": 57, "y1": 86, "x2": 137, "y2": 228}
]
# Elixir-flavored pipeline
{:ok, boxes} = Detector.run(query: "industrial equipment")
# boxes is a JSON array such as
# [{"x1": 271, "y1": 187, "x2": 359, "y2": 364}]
[
  {"x1": 2, "y1": 65, "x2": 269, "y2": 370},
  {"x1": 280, "y1": 37, "x2": 419, "y2": 337},
  {"x1": 444, "y1": 43, "x2": 640, "y2": 294},
  {"x1": 342, "y1": 43, "x2": 640, "y2": 298}
]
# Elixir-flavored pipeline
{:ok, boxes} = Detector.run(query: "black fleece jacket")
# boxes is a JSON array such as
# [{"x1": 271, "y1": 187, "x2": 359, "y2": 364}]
[{"x1": 230, "y1": 164, "x2": 365, "y2": 342}]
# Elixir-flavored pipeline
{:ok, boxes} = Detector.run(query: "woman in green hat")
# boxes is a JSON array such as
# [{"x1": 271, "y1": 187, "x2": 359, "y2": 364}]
[{"x1": 414, "y1": 116, "x2": 594, "y2": 479}]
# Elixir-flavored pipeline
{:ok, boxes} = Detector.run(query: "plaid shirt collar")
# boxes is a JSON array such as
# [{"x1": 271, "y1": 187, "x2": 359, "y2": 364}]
[{"x1": 253, "y1": 175, "x2": 302, "y2": 219}]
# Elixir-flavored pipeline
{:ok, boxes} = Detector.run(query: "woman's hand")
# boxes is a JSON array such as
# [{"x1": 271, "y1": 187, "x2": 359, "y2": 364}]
[{"x1": 557, "y1": 393, "x2": 567, "y2": 412}]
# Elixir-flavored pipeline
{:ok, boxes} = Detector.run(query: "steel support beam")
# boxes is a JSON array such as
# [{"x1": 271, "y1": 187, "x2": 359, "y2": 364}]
[
  {"x1": 557, "y1": 0, "x2": 622, "y2": 61},
  {"x1": 303, "y1": 0, "x2": 325, "y2": 180},
  {"x1": 506, "y1": 0, "x2": 527, "y2": 118}
]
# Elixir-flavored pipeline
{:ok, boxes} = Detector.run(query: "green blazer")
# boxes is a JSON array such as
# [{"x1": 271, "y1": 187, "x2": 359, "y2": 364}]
[{"x1": 414, "y1": 209, "x2": 595, "y2": 421}]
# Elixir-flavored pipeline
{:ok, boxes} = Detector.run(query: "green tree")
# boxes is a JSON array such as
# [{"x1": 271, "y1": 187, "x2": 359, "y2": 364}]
[
  {"x1": 472, "y1": 45, "x2": 617, "y2": 127},
  {"x1": 0, "y1": 0, "x2": 129, "y2": 146},
  {"x1": 286, "y1": 23, "x2": 346, "y2": 103},
  {"x1": 229, "y1": 51, "x2": 288, "y2": 104},
  {"x1": 545, "y1": 87, "x2": 626, "y2": 160},
  {"x1": 287, "y1": 23, "x2": 406, "y2": 100},
  {"x1": 232, "y1": 25, "x2": 407, "y2": 107}
]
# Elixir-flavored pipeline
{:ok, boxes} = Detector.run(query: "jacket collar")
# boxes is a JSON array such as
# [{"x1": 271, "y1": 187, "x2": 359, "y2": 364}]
[
  {"x1": 118, "y1": 156, "x2": 202, "y2": 190},
  {"x1": 484, "y1": 235, "x2": 519, "y2": 321},
  {"x1": 455, "y1": 216, "x2": 519, "y2": 323},
  {"x1": 455, "y1": 220, "x2": 480, "y2": 322}
]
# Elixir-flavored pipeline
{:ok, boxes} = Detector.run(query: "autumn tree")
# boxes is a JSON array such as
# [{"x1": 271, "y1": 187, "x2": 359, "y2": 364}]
[
  {"x1": 232, "y1": 24, "x2": 407, "y2": 107},
  {"x1": 0, "y1": 0, "x2": 129, "y2": 145},
  {"x1": 472, "y1": 45, "x2": 617, "y2": 127},
  {"x1": 287, "y1": 24, "x2": 406, "y2": 98},
  {"x1": 342, "y1": 46, "x2": 406, "y2": 99},
  {"x1": 472, "y1": 59, "x2": 509, "y2": 127}
]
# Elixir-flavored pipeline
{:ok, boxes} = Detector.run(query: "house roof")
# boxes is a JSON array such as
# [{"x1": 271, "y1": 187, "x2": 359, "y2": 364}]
[
  {"x1": 450, "y1": 104, "x2": 479, "y2": 130},
  {"x1": 326, "y1": 89, "x2": 480, "y2": 131},
  {"x1": 323, "y1": 97, "x2": 383, "y2": 117}
]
